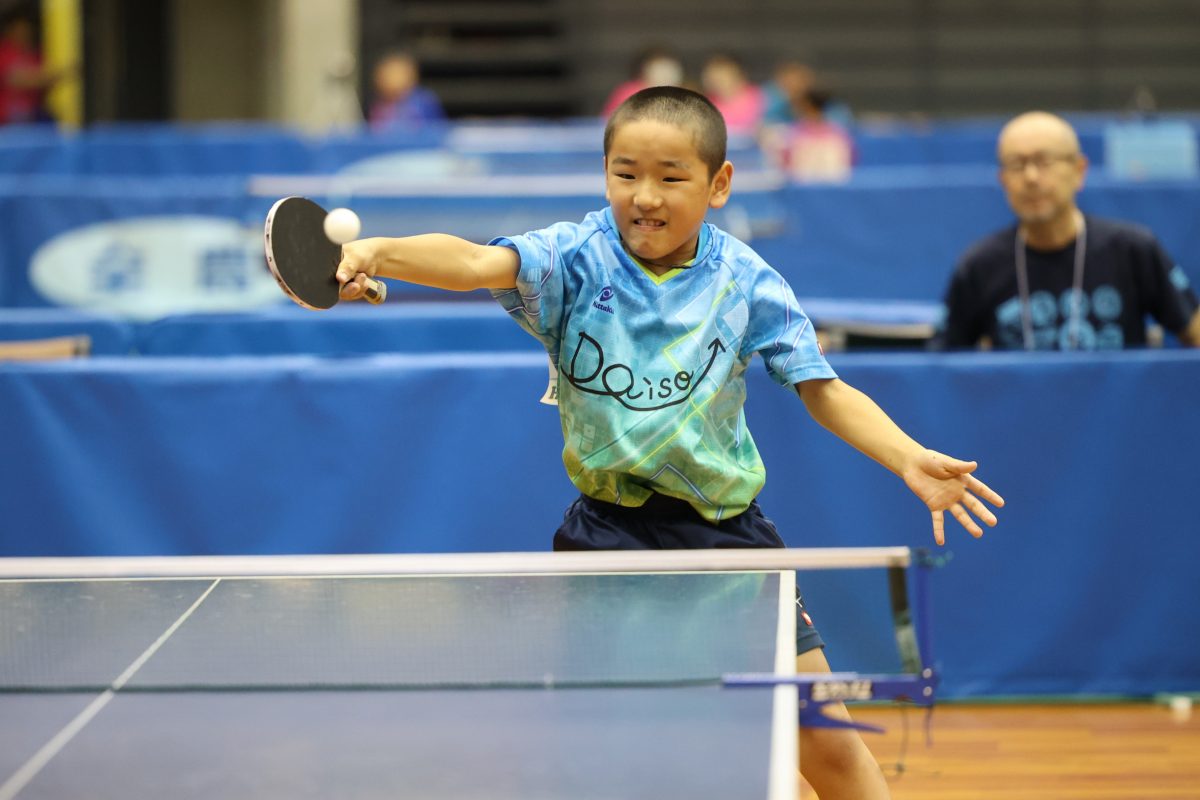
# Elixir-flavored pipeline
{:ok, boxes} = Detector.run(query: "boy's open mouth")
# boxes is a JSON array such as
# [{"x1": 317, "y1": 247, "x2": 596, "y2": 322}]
[{"x1": 634, "y1": 218, "x2": 666, "y2": 228}]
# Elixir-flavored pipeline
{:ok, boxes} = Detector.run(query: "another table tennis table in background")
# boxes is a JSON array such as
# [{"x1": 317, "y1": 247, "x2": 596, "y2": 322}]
[{"x1": 0, "y1": 549, "x2": 926, "y2": 800}]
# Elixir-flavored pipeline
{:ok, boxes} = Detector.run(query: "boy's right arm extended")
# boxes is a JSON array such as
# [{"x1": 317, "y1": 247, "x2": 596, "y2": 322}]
[{"x1": 336, "y1": 234, "x2": 520, "y2": 299}]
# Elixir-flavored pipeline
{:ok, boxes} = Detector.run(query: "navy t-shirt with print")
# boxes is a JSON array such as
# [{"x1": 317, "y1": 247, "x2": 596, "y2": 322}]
[{"x1": 936, "y1": 216, "x2": 1198, "y2": 350}]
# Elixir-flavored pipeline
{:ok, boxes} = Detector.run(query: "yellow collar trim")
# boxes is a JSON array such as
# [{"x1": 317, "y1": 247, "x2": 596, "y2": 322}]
[{"x1": 629, "y1": 254, "x2": 694, "y2": 285}]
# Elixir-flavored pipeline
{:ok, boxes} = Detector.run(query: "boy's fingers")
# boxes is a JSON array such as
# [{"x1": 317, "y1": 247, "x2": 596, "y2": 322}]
[
  {"x1": 950, "y1": 503, "x2": 983, "y2": 538},
  {"x1": 931, "y1": 510, "x2": 945, "y2": 546},
  {"x1": 963, "y1": 493, "x2": 998, "y2": 527},
  {"x1": 966, "y1": 475, "x2": 1005, "y2": 507}
]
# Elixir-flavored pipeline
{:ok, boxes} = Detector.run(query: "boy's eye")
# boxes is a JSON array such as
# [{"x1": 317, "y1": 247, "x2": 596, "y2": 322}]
[
  {"x1": 615, "y1": 173, "x2": 635, "y2": 180},
  {"x1": 663, "y1": 177, "x2": 685, "y2": 183}
]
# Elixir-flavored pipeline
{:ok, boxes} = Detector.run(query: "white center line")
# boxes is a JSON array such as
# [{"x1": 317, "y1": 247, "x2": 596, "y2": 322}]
[{"x1": 0, "y1": 579, "x2": 222, "y2": 800}]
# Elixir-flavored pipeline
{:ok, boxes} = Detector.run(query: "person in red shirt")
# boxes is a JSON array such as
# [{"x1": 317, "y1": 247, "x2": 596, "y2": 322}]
[
  {"x1": 699, "y1": 53, "x2": 765, "y2": 137},
  {"x1": 0, "y1": 8, "x2": 70, "y2": 125}
]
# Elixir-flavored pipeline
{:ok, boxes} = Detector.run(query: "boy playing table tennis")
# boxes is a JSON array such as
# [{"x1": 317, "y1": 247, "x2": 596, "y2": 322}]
[{"x1": 336, "y1": 86, "x2": 1003, "y2": 798}]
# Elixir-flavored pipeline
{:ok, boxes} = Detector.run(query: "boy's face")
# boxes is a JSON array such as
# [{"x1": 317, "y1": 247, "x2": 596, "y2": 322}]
[{"x1": 604, "y1": 119, "x2": 732, "y2": 269}]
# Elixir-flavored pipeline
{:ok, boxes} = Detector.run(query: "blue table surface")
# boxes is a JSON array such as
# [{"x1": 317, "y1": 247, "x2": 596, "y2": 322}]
[{"x1": 0, "y1": 571, "x2": 791, "y2": 800}]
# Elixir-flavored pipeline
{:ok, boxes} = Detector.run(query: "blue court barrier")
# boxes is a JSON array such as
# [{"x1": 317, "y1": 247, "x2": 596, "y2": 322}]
[
  {"x1": 0, "y1": 176, "x2": 261, "y2": 310},
  {"x1": 0, "y1": 300, "x2": 941, "y2": 357},
  {"x1": 131, "y1": 303, "x2": 535, "y2": 356},
  {"x1": 0, "y1": 308, "x2": 137, "y2": 354},
  {"x1": 754, "y1": 169, "x2": 1200, "y2": 303},
  {"x1": 0, "y1": 123, "x2": 446, "y2": 177},
  {"x1": 0, "y1": 122, "x2": 768, "y2": 177},
  {"x1": 0, "y1": 304, "x2": 532, "y2": 356},
  {"x1": 1, "y1": 350, "x2": 1197, "y2": 698},
  {"x1": 4, "y1": 116, "x2": 1195, "y2": 175},
  {"x1": 1, "y1": 171, "x2": 1198, "y2": 310}
]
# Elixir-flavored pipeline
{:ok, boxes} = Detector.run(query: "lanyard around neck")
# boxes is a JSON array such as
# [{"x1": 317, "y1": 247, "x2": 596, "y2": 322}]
[{"x1": 1014, "y1": 215, "x2": 1087, "y2": 351}]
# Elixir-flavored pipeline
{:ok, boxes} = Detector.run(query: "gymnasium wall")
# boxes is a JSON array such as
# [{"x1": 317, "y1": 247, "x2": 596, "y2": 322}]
[{"x1": 359, "y1": 0, "x2": 1200, "y2": 118}]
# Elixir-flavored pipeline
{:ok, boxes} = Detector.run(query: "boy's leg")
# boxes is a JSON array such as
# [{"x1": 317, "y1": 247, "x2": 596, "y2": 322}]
[{"x1": 796, "y1": 647, "x2": 891, "y2": 799}]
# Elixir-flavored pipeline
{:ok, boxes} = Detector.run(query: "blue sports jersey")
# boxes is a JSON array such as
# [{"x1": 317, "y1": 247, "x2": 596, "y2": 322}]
[{"x1": 491, "y1": 208, "x2": 835, "y2": 521}]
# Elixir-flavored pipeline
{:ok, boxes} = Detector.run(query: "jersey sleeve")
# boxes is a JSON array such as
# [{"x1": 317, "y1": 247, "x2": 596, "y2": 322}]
[
  {"x1": 741, "y1": 268, "x2": 837, "y2": 385},
  {"x1": 488, "y1": 221, "x2": 582, "y2": 361}
]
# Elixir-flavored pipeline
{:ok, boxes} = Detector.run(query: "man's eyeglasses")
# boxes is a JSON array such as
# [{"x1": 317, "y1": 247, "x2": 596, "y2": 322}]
[{"x1": 999, "y1": 152, "x2": 1080, "y2": 174}]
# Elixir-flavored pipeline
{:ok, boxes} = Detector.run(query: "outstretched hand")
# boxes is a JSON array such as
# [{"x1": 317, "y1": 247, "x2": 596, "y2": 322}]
[{"x1": 902, "y1": 450, "x2": 1005, "y2": 546}]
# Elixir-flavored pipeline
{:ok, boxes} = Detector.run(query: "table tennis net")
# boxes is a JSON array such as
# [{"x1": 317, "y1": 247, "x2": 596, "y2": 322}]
[
  {"x1": 0, "y1": 549, "x2": 913, "y2": 694},
  {"x1": 0, "y1": 572, "x2": 789, "y2": 693}
]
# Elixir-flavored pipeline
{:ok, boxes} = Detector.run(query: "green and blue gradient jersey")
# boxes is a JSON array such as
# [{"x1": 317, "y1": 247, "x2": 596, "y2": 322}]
[{"x1": 490, "y1": 208, "x2": 835, "y2": 521}]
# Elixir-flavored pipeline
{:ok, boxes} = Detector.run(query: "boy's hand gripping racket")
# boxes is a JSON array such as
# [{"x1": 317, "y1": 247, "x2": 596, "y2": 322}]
[{"x1": 264, "y1": 196, "x2": 386, "y2": 310}]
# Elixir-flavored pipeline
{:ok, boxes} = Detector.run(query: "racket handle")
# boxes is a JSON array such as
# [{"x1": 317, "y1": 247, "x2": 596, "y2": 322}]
[{"x1": 363, "y1": 277, "x2": 387, "y2": 305}]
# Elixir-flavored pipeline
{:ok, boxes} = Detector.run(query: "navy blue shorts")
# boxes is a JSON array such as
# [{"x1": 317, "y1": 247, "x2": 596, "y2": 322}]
[{"x1": 554, "y1": 493, "x2": 825, "y2": 654}]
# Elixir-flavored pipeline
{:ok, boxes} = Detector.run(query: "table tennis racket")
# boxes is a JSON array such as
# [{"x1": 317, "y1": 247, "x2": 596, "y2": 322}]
[{"x1": 264, "y1": 196, "x2": 387, "y2": 310}]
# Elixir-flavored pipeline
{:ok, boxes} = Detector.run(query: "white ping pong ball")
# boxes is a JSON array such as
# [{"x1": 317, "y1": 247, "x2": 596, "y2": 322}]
[{"x1": 323, "y1": 207, "x2": 361, "y2": 245}]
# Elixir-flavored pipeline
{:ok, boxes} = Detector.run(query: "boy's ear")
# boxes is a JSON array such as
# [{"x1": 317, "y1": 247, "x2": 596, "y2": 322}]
[
  {"x1": 708, "y1": 161, "x2": 734, "y2": 209},
  {"x1": 603, "y1": 155, "x2": 611, "y2": 202}
]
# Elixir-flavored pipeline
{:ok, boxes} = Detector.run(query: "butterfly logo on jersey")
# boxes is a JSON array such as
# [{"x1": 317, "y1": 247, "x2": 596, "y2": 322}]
[{"x1": 592, "y1": 286, "x2": 615, "y2": 314}]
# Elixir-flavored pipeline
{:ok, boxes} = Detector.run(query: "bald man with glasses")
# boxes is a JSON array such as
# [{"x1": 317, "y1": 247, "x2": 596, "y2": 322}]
[{"x1": 934, "y1": 112, "x2": 1200, "y2": 351}]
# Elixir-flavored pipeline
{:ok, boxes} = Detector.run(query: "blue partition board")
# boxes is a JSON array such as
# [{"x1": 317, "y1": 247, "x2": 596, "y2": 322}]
[
  {"x1": 0, "y1": 300, "x2": 940, "y2": 358},
  {"x1": 4, "y1": 117, "x2": 1195, "y2": 175},
  {"x1": 0, "y1": 123, "x2": 769, "y2": 177},
  {"x1": 1, "y1": 350, "x2": 1197, "y2": 698},
  {"x1": 0, "y1": 308, "x2": 136, "y2": 354},
  {"x1": 133, "y1": 303, "x2": 535, "y2": 356},
  {"x1": 754, "y1": 171, "x2": 1200, "y2": 302},
  {"x1": 2, "y1": 171, "x2": 1198, "y2": 310}
]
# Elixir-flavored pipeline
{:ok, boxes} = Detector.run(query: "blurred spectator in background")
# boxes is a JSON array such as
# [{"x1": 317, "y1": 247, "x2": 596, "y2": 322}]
[
  {"x1": 935, "y1": 111, "x2": 1200, "y2": 350},
  {"x1": 699, "y1": 53, "x2": 763, "y2": 136},
  {"x1": 762, "y1": 60, "x2": 813, "y2": 126},
  {"x1": 368, "y1": 50, "x2": 444, "y2": 131},
  {"x1": 766, "y1": 86, "x2": 854, "y2": 182},
  {"x1": 762, "y1": 59, "x2": 853, "y2": 128},
  {"x1": 602, "y1": 45, "x2": 684, "y2": 117},
  {"x1": 0, "y1": 5, "x2": 71, "y2": 125}
]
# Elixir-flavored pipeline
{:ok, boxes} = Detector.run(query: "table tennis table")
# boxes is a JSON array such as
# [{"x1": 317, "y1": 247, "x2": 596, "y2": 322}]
[{"x1": 0, "y1": 548, "x2": 924, "y2": 800}]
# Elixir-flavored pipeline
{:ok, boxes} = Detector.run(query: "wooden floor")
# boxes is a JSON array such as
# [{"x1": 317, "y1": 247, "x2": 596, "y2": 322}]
[{"x1": 799, "y1": 702, "x2": 1200, "y2": 800}]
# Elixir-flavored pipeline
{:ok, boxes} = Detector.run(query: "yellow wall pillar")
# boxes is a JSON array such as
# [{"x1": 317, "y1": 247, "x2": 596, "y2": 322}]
[{"x1": 41, "y1": 0, "x2": 82, "y2": 128}]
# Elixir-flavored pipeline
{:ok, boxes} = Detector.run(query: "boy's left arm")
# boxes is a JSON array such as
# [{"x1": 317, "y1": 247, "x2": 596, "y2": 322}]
[{"x1": 796, "y1": 378, "x2": 1004, "y2": 545}]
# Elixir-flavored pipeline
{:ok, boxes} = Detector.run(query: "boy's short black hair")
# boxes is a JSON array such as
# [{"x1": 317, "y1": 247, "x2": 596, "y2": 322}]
[{"x1": 603, "y1": 86, "x2": 728, "y2": 179}]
